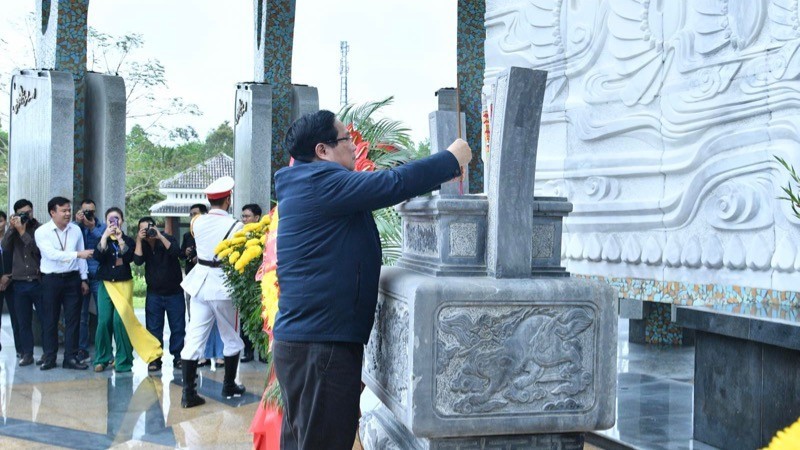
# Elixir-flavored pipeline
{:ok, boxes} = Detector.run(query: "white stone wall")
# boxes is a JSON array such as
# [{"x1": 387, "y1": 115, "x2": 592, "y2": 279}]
[{"x1": 484, "y1": 0, "x2": 800, "y2": 295}]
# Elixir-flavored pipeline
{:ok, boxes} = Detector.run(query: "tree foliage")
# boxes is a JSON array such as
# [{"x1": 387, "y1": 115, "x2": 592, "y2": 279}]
[
  {"x1": 87, "y1": 27, "x2": 201, "y2": 139},
  {"x1": 124, "y1": 122, "x2": 235, "y2": 233}
]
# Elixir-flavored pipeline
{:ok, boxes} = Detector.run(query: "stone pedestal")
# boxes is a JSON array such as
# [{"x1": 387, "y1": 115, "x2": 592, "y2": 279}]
[
  {"x1": 8, "y1": 70, "x2": 75, "y2": 219},
  {"x1": 362, "y1": 405, "x2": 586, "y2": 449},
  {"x1": 364, "y1": 267, "x2": 617, "y2": 439},
  {"x1": 84, "y1": 72, "x2": 126, "y2": 213},
  {"x1": 675, "y1": 305, "x2": 800, "y2": 449},
  {"x1": 396, "y1": 195, "x2": 488, "y2": 277}
]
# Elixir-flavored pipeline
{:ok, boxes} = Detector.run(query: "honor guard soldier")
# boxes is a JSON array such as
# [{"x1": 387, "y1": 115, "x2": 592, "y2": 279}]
[{"x1": 179, "y1": 176, "x2": 246, "y2": 408}]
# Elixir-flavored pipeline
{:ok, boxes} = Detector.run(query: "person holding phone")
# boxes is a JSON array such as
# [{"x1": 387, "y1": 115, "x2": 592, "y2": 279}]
[{"x1": 92, "y1": 207, "x2": 162, "y2": 372}]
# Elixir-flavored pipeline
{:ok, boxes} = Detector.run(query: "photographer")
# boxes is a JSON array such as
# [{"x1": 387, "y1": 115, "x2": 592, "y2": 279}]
[
  {"x1": 74, "y1": 199, "x2": 106, "y2": 363},
  {"x1": 134, "y1": 217, "x2": 185, "y2": 372},
  {"x1": 0, "y1": 210, "x2": 19, "y2": 357},
  {"x1": 2, "y1": 200, "x2": 42, "y2": 367}
]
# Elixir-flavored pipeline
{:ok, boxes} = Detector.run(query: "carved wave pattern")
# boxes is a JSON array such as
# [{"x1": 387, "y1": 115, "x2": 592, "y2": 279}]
[
  {"x1": 365, "y1": 294, "x2": 410, "y2": 408},
  {"x1": 434, "y1": 305, "x2": 596, "y2": 416},
  {"x1": 486, "y1": 1, "x2": 800, "y2": 287}
]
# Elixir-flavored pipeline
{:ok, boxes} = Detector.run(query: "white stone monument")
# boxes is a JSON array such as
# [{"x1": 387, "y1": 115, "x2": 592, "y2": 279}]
[{"x1": 483, "y1": 0, "x2": 800, "y2": 320}]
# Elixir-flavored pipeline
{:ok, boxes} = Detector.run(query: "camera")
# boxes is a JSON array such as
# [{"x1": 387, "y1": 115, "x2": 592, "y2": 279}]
[
  {"x1": 146, "y1": 224, "x2": 158, "y2": 238},
  {"x1": 18, "y1": 212, "x2": 30, "y2": 225},
  {"x1": 83, "y1": 210, "x2": 94, "y2": 221}
]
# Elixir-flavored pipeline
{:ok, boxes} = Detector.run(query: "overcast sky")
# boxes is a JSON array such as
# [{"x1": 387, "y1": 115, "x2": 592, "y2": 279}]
[{"x1": 0, "y1": 0, "x2": 457, "y2": 143}]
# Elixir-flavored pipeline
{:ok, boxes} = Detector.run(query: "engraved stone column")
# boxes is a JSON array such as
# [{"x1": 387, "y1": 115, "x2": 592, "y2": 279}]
[
  {"x1": 8, "y1": 70, "x2": 75, "y2": 220},
  {"x1": 233, "y1": 83, "x2": 319, "y2": 211},
  {"x1": 430, "y1": 88, "x2": 468, "y2": 197},
  {"x1": 486, "y1": 67, "x2": 547, "y2": 278},
  {"x1": 233, "y1": 83, "x2": 272, "y2": 212},
  {"x1": 84, "y1": 73, "x2": 126, "y2": 213}
]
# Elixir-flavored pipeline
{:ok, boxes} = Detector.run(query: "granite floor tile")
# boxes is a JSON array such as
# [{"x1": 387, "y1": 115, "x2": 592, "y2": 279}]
[{"x1": 0, "y1": 311, "x2": 269, "y2": 448}]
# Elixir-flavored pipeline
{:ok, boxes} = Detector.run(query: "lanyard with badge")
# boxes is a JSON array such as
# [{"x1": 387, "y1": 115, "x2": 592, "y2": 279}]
[
  {"x1": 111, "y1": 240, "x2": 123, "y2": 267},
  {"x1": 54, "y1": 228, "x2": 68, "y2": 251}
]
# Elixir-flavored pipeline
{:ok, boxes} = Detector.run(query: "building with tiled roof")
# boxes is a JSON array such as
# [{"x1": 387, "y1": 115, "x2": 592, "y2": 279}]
[{"x1": 149, "y1": 153, "x2": 233, "y2": 234}]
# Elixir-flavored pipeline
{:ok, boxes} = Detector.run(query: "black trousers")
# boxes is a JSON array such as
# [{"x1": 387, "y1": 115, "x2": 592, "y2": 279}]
[
  {"x1": 12, "y1": 280, "x2": 42, "y2": 356},
  {"x1": 274, "y1": 340, "x2": 363, "y2": 450},
  {"x1": 0, "y1": 284, "x2": 20, "y2": 354},
  {"x1": 40, "y1": 272, "x2": 82, "y2": 362}
]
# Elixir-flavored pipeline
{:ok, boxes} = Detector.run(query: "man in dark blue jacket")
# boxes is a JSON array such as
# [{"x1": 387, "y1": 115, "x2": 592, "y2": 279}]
[{"x1": 273, "y1": 110, "x2": 472, "y2": 450}]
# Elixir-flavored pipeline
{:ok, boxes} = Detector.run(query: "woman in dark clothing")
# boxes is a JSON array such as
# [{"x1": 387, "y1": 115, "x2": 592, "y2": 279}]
[{"x1": 92, "y1": 207, "x2": 162, "y2": 372}]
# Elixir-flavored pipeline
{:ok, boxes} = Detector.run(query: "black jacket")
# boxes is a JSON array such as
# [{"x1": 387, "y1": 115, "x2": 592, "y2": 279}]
[
  {"x1": 133, "y1": 234, "x2": 183, "y2": 295},
  {"x1": 273, "y1": 151, "x2": 460, "y2": 344},
  {"x1": 93, "y1": 235, "x2": 135, "y2": 282}
]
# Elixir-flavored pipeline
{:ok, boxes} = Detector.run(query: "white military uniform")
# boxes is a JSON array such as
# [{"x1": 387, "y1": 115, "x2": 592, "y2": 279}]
[{"x1": 180, "y1": 178, "x2": 245, "y2": 360}]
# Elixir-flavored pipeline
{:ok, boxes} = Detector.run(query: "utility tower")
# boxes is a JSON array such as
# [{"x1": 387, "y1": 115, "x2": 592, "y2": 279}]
[{"x1": 339, "y1": 41, "x2": 349, "y2": 106}]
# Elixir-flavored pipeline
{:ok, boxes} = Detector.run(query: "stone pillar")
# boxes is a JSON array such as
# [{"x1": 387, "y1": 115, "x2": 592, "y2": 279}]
[
  {"x1": 84, "y1": 73, "x2": 126, "y2": 213},
  {"x1": 429, "y1": 88, "x2": 468, "y2": 197},
  {"x1": 486, "y1": 68, "x2": 547, "y2": 278},
  {"x1": 233, "y1": 83, "x2": 272, "y2": 213},
  {"x1": 36, "y1": 0, "x2": 90, "y2": 199},
  {"x1": 457, "y1": 0, "x2": 486, "y2": 194},
  {"x1": 233, "y1": 83, "x2": 318, "y2": 212},
  {"x1": 8, "y1": 70, "x2": 75, "y2": 221},
  {"x1": 291, "y1": 84, "x2": 319, "y2": 120},
  {"x1": 361, "y1": 67, "x2": 617, "y2": 449},
  {"x1": 253, "y1": 0, "x2": 297, "y2": 179}
]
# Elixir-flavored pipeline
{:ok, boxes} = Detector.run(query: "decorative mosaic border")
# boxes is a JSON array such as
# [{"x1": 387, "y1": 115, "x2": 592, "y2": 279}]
[
  {"x1": 644, "y1": 303, "x2": 683, "y2": 345},
  {"x1": 263, "y1": 0, "x2": 296, "y2": 193},
  {"x1": 44, "y1": 0, "x2": 89, "y2": 199},
  {"x1": 458, "y1": 0, "x2": 485, "y2": 194},
  {"x1": 578, "y1": 274, "x2": 800, "y2": 309}
]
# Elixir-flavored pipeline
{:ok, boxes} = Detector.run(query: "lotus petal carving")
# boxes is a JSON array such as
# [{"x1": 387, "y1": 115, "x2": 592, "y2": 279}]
[
  {"x1": 681, "y1": 236, "x2": 703, "y2": 268},
  {"x1": 701, "y1": 236, "x2": 724, "y2": 269},
  {"x1": 723, "y1": 236, "x2": 747, "y2": 270},
  {"x1": 601, "y1": 235, "x2": 622, "y2": 263}
]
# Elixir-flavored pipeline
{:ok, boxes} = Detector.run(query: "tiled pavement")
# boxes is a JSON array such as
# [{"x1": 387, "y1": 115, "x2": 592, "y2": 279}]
[{"x1": 0, "y1": 312, "x2": 715, "y2": 449}]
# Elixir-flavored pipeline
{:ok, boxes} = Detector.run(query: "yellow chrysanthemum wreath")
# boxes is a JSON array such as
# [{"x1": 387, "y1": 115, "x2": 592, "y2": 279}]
[{"x1": 214, "y1": 214, "x2": 274, "y2": 360}]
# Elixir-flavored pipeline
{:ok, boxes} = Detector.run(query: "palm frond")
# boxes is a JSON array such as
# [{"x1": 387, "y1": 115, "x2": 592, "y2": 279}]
[
  {"x1": 374, "y1": 207, "x2": 403, "y2": 265},
  {"x1": 338, "y1": 97, "x2": 395, "y2": 127},
  {"x1": 775, "y1": 155, "x2": 800, "y2": 219},
  {"x1": 371, "y1": 148, "x2": 412, "y2": 170}
]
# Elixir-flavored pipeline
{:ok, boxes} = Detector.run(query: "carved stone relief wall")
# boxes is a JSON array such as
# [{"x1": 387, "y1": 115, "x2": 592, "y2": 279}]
[{"x1": 484, "y1": 0, "x2": 800, "y2": 298}]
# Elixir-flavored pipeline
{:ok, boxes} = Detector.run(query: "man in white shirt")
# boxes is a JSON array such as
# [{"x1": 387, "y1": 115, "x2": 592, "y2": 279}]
[{"x1": 35, "y1": 197, "x2": 94, "y2": 370}]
